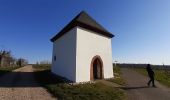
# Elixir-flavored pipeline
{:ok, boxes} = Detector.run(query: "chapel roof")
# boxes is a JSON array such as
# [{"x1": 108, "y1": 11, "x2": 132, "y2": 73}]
[{"x1": 51, "y1": 11, "x2": 114, "y2": 42}]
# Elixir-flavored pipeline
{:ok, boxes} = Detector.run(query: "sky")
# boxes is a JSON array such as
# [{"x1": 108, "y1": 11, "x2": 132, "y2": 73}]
[{"x1": 0, "y1": 0, "x2": 170, "y2": 65}]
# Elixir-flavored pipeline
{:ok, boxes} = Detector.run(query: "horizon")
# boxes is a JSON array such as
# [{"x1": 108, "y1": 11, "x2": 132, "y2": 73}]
[{"x1": 0, "y1": 0, "x2": 170, "y2": 65}]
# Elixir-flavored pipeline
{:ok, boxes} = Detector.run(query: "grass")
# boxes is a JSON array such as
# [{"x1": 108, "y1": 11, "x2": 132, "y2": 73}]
[
  {"x1": 33, "y1": 64, "x2": 126, "y2": 100},
  {"x1": 0, "y1": 66, "x2": 21, "y2": 76},
  {"x1": 133, "y1": 68, "x2": 170, "y2": 87},
  {"x1": 32, "y1": 64, "x2": 51, "y2": 71},
  {"x1": 47, "y1": 82, "x2": 125, "y2": 100},
  {"x1": 107, "y1": 65, "x2": 126, "y2": 85}
]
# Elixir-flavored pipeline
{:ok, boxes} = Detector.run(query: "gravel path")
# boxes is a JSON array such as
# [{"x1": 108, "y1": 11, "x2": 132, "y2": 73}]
[
  {"x1": 0, "y1": 65, "x2": 56, "y2": 100},
  {"x1": 121, "y1": 68, "x2": 170, "y2": 100}
]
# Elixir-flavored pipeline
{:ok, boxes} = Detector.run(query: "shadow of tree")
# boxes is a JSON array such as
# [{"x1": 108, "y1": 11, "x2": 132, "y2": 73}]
[
  {"x1": 0, "y1": 70, "x2": 10, "y2": 76},
  {"x1": 34, "y1": 70, "x2": 70, "y2": 86},
  {"x1": 0, "y1": 70, "x2": 67, "y2": 87}
]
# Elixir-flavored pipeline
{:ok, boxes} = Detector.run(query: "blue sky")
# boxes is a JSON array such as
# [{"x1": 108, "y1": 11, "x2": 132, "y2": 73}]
[{"x1": 0, "y1": 0, "x2": 170, "y2": 65}]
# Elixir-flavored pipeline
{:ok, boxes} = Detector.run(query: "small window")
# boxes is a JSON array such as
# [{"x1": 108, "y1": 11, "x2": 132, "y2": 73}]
[{"x1": 54, "y1": 55, "x2": 56, "y2": 61}]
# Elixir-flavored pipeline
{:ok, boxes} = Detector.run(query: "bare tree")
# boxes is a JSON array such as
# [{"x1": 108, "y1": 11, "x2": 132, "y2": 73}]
[
  {"x1": 0, "y1": 50, "x2": 12, "y2": 67},
  {"x1": 17, "y1": 58, "x2": 28, "y2": 67},
  {"x1": 0, "y1": 50, "x2": 28, "y2": 67}
]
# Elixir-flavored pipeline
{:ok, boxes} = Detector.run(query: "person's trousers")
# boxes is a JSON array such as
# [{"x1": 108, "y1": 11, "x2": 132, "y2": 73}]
[{"x1": 148, "y1": 77, "x2": 155, "y2": 86}]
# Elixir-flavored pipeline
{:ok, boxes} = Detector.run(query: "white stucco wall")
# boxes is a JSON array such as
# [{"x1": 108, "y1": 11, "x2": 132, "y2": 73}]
[
  {"x1": 51, "y1": 27, "x2": 77, "y2": 82},
  {"x1": 52, "y1": 26, "x2": 114, "y2": 82},
  {"x1": 76, "y1": 27, "x2": 114, "y2": 82}
]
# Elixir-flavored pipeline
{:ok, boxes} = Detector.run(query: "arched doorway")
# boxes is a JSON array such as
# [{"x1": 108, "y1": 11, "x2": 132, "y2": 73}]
[{"x1": 90, "y1": 55, "x2": 104, "y2": 80}]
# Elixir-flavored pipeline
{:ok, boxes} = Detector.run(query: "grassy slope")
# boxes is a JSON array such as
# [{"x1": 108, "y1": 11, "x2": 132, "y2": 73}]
[
  {"x1": 33, "y1": 64, "x2": 126, "y2": 100},
  {"x1": 47, "y1": 82, "x2": 125, "y2": 100},
  {"x1": 107, "y1": 65, "x2": 126, "y2": 85},
  {"x1": 134, "y1": 68, "x2": 170, "y2": 87}
]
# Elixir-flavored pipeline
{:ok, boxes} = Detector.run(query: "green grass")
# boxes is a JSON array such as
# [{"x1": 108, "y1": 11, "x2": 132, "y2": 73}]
[
  {"x1": 32, "y1": 64, "x2": 51, "y2": 71},
  {"x1": 0, "y1": 66, "x2": 21, "y2": 76},
  {"x1": 47, "y1": 82, "x2": 125, "y2": 100},
  {"x1": 133, "y1": 68, "x2": 170, "y2": 87},
  {"x1": 107, "y1": 65, "x2": 126, "y2": 85},
  {"x1": 33, "y1": 64, "x2": 126, "y2": 100}
]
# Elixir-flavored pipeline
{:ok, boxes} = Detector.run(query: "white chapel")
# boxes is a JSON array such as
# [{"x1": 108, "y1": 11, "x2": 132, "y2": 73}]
[{"x1": 51, "y1": 11, "x2": 114, "y2": 82}]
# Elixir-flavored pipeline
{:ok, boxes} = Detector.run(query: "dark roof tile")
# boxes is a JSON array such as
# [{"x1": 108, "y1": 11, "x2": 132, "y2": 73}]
[{"x1": 51, "y1": 11, "x2": 114, "y2": 42}]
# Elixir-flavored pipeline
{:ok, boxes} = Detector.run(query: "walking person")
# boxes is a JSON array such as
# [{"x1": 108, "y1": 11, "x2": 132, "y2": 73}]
[{"x1": 146, "y1": 64, "x2": 156, "y2": 87}]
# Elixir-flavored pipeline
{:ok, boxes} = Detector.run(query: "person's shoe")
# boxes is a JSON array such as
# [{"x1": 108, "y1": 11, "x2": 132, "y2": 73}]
[{"x1": 152, "y1": 85, "x2": 156, "y2": 88}]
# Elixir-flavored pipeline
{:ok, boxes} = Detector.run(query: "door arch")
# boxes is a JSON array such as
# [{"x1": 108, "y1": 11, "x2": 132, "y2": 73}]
[{"x1": 90, "y1": 55, "x2": 104, "y2": 80}]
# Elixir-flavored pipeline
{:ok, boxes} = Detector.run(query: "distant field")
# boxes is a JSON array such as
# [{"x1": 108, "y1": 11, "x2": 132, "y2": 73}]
[
  {"x1": 117, "y1": 63, "x2": 170, "y2": 70},
  {"x1": 33, "y1": 64, "x2": 126, "y2": 100}
]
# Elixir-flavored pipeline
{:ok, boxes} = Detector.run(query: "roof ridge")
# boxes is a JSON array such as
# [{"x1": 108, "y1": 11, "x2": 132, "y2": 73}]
[
  {"x1": 51, "y1": 11, "x2": 114, "y2": 42},
  {"x1": 79, "y1": 11, "x2": 109, "y2": 32}
]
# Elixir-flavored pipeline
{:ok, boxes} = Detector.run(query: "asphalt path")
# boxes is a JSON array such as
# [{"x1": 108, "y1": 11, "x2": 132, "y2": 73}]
[{"x1": 121, "y1": 68, "x2": 170, "y2": 100}]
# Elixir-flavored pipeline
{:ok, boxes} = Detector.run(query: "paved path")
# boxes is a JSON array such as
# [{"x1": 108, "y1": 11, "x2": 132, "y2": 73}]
[
  {"x1": 0, "y1": 65, "x2": 56, "y2": 100},
  {"x1": 121, "y1": 68, "x2": 170, "y2": 100}
]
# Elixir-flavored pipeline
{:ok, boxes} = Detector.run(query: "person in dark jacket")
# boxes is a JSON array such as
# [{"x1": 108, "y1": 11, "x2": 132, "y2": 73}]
[{"x1": 146, "y1": 64, "x2": 156, "y2": 87}]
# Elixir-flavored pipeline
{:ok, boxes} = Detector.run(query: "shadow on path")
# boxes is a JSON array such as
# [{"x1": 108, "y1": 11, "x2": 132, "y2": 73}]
[
  {"x1": 0, "y1": 66, "x2": 57, "y2": 99},
  {"x1": 121, "y1": 86, "x2": 149, "y2": 90},
  {"x1": 121, "y1": 68, "x2": 170, "y2": 100},
  {"x1": 0, "y1": 70, "x2": 65, "y2": 87}
]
